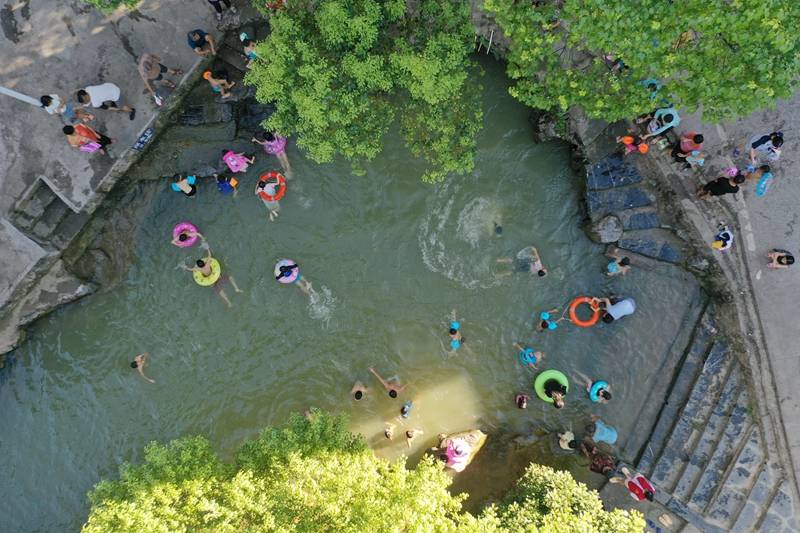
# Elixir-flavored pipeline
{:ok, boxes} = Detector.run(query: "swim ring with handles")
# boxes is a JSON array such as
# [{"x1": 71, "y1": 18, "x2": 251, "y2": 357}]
[
  {"x1": 589, "y1": 380, "x2": 610, "y2": 403},
  {"x1": 534, "y1": 370, "x2": 569, "y2": 403},
  {"x1": 193, "y1": 258, "x2": 221, "y2": 286},
  {"x1": 172, "y1": 221, "x2": 199, "y2": 248},
  {"x1": 274, "y1": 258, "x2": 299, "y2": 284},
  {"x1": 569, "y1": 296, "x2": 601, "y2": 328},
  {"x1": 258, "y1": 171, "x2": 287, "y2": 202}
]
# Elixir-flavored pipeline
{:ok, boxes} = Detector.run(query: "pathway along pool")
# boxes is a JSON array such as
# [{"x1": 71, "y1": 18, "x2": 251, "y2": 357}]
[{"x1": 0, "y1": 59, "x2": 700, "y2": 531}]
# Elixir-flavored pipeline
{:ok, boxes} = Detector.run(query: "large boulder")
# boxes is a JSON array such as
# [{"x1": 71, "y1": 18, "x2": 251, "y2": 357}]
[{"x1": 585, "y1": 214, "x2": 623, "y2": 244}]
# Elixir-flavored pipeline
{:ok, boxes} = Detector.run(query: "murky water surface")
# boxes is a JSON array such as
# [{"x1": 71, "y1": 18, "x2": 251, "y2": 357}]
[{"x1": 0, "y1": 59, "x2": 700, "y2": 531}]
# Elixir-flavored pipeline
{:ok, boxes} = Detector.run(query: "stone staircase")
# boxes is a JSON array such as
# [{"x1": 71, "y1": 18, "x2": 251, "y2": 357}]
[
  {"x1": 9, "y1": 179, "x2": 90, "y2": 251},
  {"x1": 630, "y1": 305, "x2": 799, "y2": 532},
  {"x1": 585, "y1": 153, "x2": 684, "y2": 264}
]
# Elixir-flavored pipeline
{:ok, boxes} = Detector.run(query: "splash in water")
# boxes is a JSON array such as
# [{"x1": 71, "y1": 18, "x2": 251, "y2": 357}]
[{"x1": 308, "y1": 285, "x2": 336, "y2": 324}]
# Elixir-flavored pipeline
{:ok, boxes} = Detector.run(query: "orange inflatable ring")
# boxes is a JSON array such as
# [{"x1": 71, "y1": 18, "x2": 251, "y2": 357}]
[
  {"x1": 569, "y1": 296, "x2": 601, "y2": 328},
  {"x1": 257, "y1": 171, "x2": 286, "y2": 202}
]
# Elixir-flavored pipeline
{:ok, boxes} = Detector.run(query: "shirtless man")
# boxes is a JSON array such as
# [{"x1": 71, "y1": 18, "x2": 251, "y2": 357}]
[
  {"x1": 369, "y1": 367, "x2": 409, "y2": 399},
  {"x1": 406, "y1": 428, "x2": 424, "y2": 448},
  {"x1": 131, "y1": 353, "x2": 155, "y2": 383},
  {"x1": 351, "y1": 381, "x2": 368, "y2": 401}
]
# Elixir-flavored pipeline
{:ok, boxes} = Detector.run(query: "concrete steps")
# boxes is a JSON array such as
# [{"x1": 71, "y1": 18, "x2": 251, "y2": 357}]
[
  {"x1": 618, "y1": 228, "x2": 683, "y2": 263},
  {"x1": 585, "y1": 186, "x2": 654, "y2": 219},
  {"x1": 728, "y1": 462, "x2": 782, "y2": 532},
  {"x1": 619, "y1": 298, "x2": 707, "y2": 462},
  {"x1": 649, "y1": 342, "x2": 735, "y2": 490},
  {"x1": 670, "y1": 367, "x2": 745, "y2": 501},
  {"x1": 9, "y1": 179, "x2": 88, "y2": 250},
  {"x1": 756, "y1": 480, "x2": 800, "y2": 533},
  {"x1": 703, "y1": 427, "x2": 764, "y2": 521},
  {"x1": 616, "y1": 206, "x2": 661, "y2": 231},
  {"x1": 636, "y1": 308, "x2": 717, "y2": 472},
  {"x1": 585, "y1": 152, "x2": 644, "y2": 190}
]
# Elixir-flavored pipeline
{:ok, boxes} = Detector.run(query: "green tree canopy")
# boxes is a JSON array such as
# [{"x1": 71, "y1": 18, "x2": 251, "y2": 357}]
[
  {"x1": 246, "y1": 0, "x2": 483, "y2": 182},
  {"x1": 484, "y1": 0, "x2": 800, "y2": 122},
  {"x1": 82, "y1": 410, "x2": 644, "y2": 532}
]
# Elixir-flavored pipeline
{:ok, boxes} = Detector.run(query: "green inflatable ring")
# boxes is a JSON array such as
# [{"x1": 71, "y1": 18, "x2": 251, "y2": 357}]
[{"x1": 534, "y1": 369, "x2": 569, "y2": 403}]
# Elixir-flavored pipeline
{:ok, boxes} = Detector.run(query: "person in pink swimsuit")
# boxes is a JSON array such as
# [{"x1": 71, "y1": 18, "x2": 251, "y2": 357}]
[
  {"x1": 221, "y1": 150, "x2": 254, "y2": 173},
  {"x1": 252, "y1": 131, "x2": 292, "y2": 177}
]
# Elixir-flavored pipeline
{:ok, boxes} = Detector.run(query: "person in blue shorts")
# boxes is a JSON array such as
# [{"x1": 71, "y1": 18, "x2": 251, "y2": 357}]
[
  {"x1": 514, "y1": 342, "x2": 544, "y2": 369},
  {"x1": 216, "y1": 174, "x2": 238, "y2": 196}
]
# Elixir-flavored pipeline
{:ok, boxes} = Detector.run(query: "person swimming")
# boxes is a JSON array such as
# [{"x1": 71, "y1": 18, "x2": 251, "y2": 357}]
[
  {"x1": 401, "y1": 400, "x2": 413, "y2": 418},
  {"x1": 448, "y1": 311, "x2": 464, "y2": 350},
  {"x1": 536, "y1": 308, "x2": 562, "y2": 331},
  {"x1": 514, "y1": 342, "x2": 545, "y2": 369}
]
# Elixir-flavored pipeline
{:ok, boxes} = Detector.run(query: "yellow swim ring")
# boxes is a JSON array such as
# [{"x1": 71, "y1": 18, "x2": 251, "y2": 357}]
[{"x1": 193, "y1": 258, "x2": 222, "y2": 286}]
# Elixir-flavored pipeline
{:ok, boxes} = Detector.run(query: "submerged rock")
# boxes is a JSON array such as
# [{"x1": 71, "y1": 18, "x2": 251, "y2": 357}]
[{"x1": 586, "y1": 214, "x2": 623, "y2": 244}]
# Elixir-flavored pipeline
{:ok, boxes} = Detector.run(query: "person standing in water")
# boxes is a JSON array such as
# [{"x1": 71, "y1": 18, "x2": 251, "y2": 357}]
[
  {"x1": 592, "y1": 296, "x2": 636, "y2": 324},
  {"x1": 514, "y1": 342, "x2": 544, "y2": 369},
  {"x1": 406, "y1": 428, "x2": 424, "y2": 448},
  {"x1": 130, "y1": 353, "x2": 155, "y2": 383},
  {"x1": 369, "y1": 368, "x2": 409, "y2": 398},
  {"x1": 351, "y1": 381, "x2": 368, "y2": 401},
  {"x1": 496, "y1": 245, "x2": 547, "y2": 277},
  {"x1": 515, "y1": 393, "x2": 530, "y2": 409},
  {"x1": 252, "y1": 131, "x2": 292, "y2": 177}
]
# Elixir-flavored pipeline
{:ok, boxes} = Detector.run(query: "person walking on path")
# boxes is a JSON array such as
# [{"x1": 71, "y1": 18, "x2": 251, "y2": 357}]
[
  {"x1": 369, "y1": 367, "x2": 409, "y2": 399},
  {"x1": 130, "y1": 353, "x2": 155, "y2": 383},
  {"x1": 207, "y1": 0, "x2": 236, "y2": 21},
  {"x1": 188, "y1": 29, "x2": 217, "y2": 57},
  {"x1": 62, "y1": 124, "x2": 114, "y2": 155},
  {"x1": 40, "y1": 94, "x2": 93, "y2": 124},
  {"x1": 76, "y1": 83, "x2": 136, "y2": 120},
  {"x1": 138, "y1": 53, "x2": 182, "y2": 103},
  {"x1": 697, "y1": 173, "x2": 745, "y2": 199},
  {"x1": 252, "y1": 132, "x2": 292, "y2": 177}
]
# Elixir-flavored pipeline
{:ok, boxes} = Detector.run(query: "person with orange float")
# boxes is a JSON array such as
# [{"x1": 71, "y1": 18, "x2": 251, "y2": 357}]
[
  {"x1": 592, "y1": 296, "x2": 636, "y2": 324},
  {"x1": 616, "y1": 134, "x2": 649, "y2": 156},
  {"x1": 202, "y1": 70, "x2": 235, "y2": 99},
  {"x1": 568, "y1": 296, "x2": 602, "y2": 328},
  {"x1": 255, "y1": 171, "x2": 287, "y2": 221}
]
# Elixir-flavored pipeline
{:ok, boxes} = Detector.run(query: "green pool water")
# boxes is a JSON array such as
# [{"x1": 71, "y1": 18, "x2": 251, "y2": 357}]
[{"x1": 0, "y1": 58, "x2": 701, "y2": 531}]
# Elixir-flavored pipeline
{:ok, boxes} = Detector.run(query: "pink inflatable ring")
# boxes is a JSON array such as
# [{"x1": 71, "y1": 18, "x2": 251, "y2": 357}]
[{"x1": 172, "y1": 221, "x2": 199, "y2": 247}]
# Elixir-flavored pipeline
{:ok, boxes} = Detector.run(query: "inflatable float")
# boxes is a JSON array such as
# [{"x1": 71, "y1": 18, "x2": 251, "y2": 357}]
[{"x1": 433, "y1": 430, "x2": 487, "y2": 472}]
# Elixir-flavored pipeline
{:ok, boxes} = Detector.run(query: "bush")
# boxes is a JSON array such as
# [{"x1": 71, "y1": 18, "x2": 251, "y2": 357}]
[
  {"x1": 83, "y1": 0, "x2": 139, "y2": 13},
  {"x1": 246, "y1": 0, "x2": 483, "y2": 182},
  {"x1": 82, "y1": 410, "x2": 643, "y2": 532}
]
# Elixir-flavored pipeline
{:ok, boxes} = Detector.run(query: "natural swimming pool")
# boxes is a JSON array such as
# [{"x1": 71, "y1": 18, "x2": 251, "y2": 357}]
[{"x1": 0, "y1": 58, "x2": 702, "y2": 531}]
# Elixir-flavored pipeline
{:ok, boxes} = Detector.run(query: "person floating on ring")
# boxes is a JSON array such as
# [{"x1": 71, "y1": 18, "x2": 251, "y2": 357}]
[
  {"x1": 534, "y1": 370, "x2": 568, "y2": 409},
  {"x1": 179, "y1": 246, "x2": 242, "y2": 307},
  {"x1": 256, "y1": 172, "x2": 286, "y2": 222},
  {"x1": 274, "y1": 259, "x2": 312, "y2": 295},
  {"x1": 574, "y1": 370, "x2": 612, "y2": 403}
]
